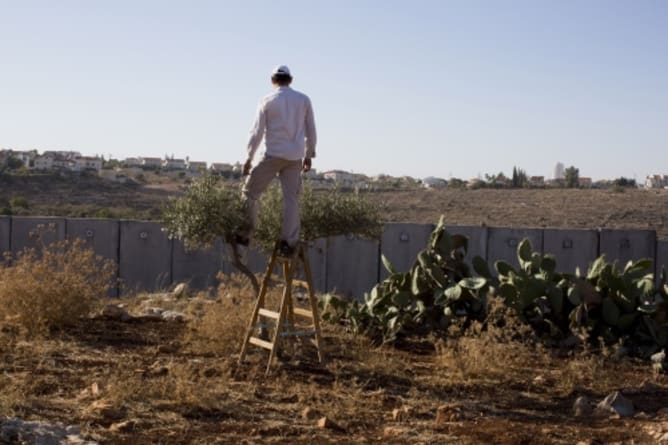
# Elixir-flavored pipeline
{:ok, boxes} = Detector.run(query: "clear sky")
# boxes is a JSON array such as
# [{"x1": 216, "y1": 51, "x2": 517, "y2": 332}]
[{"x1": 1, "y1": 1, "x2": 666, "y2": 180}]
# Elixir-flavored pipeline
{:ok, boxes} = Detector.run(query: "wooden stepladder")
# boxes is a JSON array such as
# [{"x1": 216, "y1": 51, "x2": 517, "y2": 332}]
[{"x1": 238, "y1": 241, "x2": 324, "y2": 375}]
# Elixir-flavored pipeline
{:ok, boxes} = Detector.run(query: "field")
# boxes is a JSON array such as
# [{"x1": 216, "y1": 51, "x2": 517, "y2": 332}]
[
  {"x1": 2, "y1": 174, "x2": 668, "y2": 444},
  {"x1": 2, "y1": 284, "x2": 668, "y2": 444},
  {"x1": 2, "y1": 173, "x2": 667, "y2": 238}
]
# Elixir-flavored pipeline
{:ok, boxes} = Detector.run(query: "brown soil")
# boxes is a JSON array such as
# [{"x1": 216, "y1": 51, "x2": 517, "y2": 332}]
[
  {"x1": 370, "y1": 188, "x2": 668, "y2": 239},
  {"x1": 2, "y1": 312, "x2": 668, "y2": 444}
]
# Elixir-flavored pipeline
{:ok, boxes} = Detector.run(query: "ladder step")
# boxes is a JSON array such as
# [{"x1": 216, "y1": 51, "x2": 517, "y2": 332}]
[
  {"x1": 279, "y1": 329, "x2": 318, "y2": 338},
  {"x1": 258, "y1": 308, "x2": 279, "y2": 319},
  {"x1": 249, "y1": 337, "x2": 274, "y2": 350},
  {"x1": 293, "y1": 307, "x2": 315, "y2": 318}
]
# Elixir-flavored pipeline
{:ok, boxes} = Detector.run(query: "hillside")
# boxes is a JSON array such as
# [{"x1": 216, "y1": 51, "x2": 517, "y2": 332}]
[{"x1": 1, "y1": 173, "x2": 667, "y2": 238}]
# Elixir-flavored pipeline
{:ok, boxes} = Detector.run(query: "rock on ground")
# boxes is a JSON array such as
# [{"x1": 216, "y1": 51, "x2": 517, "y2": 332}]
[{"x1": 0, "y1": 418, "x2": 97, "y2": 445}]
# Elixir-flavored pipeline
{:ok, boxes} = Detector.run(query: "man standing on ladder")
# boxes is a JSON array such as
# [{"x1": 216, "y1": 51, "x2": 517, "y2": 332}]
[{"x1": 236, "y1": 65, "x2": 317, "y2": 258}]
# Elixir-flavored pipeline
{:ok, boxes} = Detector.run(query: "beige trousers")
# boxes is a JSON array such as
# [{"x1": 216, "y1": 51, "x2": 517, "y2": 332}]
[{"x1": 242, "y1": 155, "x2": 302, "y2": 246}]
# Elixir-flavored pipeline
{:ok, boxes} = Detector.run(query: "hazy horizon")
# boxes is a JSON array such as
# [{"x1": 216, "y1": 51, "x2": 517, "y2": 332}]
[{"x1": 1, "y1": 1, "x2": 666, "y2": 181}]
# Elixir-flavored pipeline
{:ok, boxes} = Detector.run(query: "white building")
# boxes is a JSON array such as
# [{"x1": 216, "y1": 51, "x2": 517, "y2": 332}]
[
  {"x1": 553, "y1": 162, "x2": 565, "y2": 180},
  {"x1": 123, "y1": 157, "x2": 142, "y2": 167},
  {"x1": 141, "y1": 157, "x2": 162, "y2": 168},
  {"x1": 423, "y1": 176, "x2": 448, "y2": 189},
  {"x1": 210, "y1": 162, "x2": 234, "y2": 173},
  {"x1": 187, "y1": 160, "x2": 207, "y2": 171},
  {"x1": 163, "y1": 158, "x2": 186, "y2": 170},
  {"x1": 32, "y1": 155, "x2": 54, "y2": 170},
  {"x1": 645, "y1": 174, "x2": 668, "y2": 189},
  {"x1": 74, "y1": 156, "x2": 103, "y2": 172}
]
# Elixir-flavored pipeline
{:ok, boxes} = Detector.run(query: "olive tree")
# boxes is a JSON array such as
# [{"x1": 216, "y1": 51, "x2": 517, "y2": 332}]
[{"x1": 162, "y1": 174, "x2": 383, "y2": 293}]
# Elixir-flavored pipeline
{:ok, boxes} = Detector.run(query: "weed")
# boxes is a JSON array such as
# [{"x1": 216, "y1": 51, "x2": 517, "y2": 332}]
[{"x1": 0, "y1": 237, "x2": 116, "y2": 336}]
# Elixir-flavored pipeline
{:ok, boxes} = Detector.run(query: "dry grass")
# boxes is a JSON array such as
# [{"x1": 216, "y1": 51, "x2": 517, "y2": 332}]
[{"x1": 0, "y1": 236, "x2": 116, "y2": 336}]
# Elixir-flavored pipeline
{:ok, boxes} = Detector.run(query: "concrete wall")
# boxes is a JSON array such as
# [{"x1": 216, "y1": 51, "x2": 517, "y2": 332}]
[
  {"x1": 656, "y1": 240, "x2": 668, "y2": 284},
  {"x1": 3, "y1": 215, "x2": 667, "y2": 299},
  {"x1": 446, "y1": 225, "x2": 488, "y2": 265},
  {"x1": 172, "y1": 239, "x2": 225, "y2": 290},
  {"x1": 599, "y1": 229, "x2": 656, "y2": 269},
  {"x1": 380, "y1": 223, "x2": 433, "y2": 277},
  {"x1": 487, "y1": 227, "x2": 543, "y2": 272},
  {"x1": 119, "y1": 220, "x2": 172, "y2": 294},
  {"x1": 10, "y1": 216, "x2": 66, "y2": 254},
  {"x1": 0, "y1": 216, "x2": 9, "y2": 255},
  {"x1": 543, "y1": 229, "x2": 599, "y2": 274},
  {"x1": 326, "y1": 235, "x2": 379, "y2": 300}
]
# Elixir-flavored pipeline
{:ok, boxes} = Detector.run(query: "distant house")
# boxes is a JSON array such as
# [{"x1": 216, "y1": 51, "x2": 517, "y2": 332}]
[
  {"x1": 163, "y1": 158, "x2": 186, "y2": 170},
  {"x1": 645, "y1": 174, "x2": 667, "y2": 189},
  {"x1": 123, "y1": 157, "x2": 142, "y2": 167},
  {"x1": 422, "y1": 176, "x2": 448, "y2": 189},
  {"x1": 187, "y1": 160, "x2": 207, "y2": 171},
  {"x1": 33, "y1": 155, "x2": 54, "y2": 171},
  {"x1": 323, "y1": 170, "x2": 355, "y2": 184},
  {"x1": 467, "y1": 178, "x2": 484, "y2": 189},
  {"x1": 529, "y1": 176, "x2": 545, "y2": 186},
  {"x1": 578, "y1": 177, "x2": 592, "y2": 188},
  {"x1": 209, "y1": 162, "x2": 234, "y2": 173},
  {"x1": 74, "y1": 156, "x2": 103, "y2": 172},
  {"x1": 141, "y1": 157, "x2": 162, "y2": 168}
]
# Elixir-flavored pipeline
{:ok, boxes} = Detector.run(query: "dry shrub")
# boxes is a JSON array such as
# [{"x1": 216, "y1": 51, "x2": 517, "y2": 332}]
[
  {"x1": 438, "y1": 297, "x2": 547, "y2": 382},
  {"x1": 0, "y1": 238, "x2": 116, "y2": 336},
  {"x1": 186, "y1": 273, "x2": 260, "y2": 355}
]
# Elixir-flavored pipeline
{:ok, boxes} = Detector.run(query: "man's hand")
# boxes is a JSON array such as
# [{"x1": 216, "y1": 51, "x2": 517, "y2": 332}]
[
  {"x1": 302, "y1": 158, "x2": 312, "y2": 173},
  {"x1": 242, "y1": 159, "x2": 252, "y2": 176}
]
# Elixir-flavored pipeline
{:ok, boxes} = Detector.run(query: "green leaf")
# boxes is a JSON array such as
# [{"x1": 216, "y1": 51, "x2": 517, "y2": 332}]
[
  {"x1": 458, "y1": 277, "x2": 487, "y2": 290},
  {"x1": 391, "y1": 291, "x2": 412, "y2": 307},
  {"x1": 444, "y1": 285, "x2": 462, "y2": 301},
  {"x1": 473, "y1": 255, "x2": 492, "y2": 278},
  {"x1": 548, "y1": 286, "x2": 564, "y2": 314},
  {"x1": 602, "y1": 297, "x2": 620, "y2": 326},
  {"x1": 587, "y1": 256, "x2": 607, "y2": 280},
  {"x1": 495, "y1": 260, "x2": 515, "y2": 277},
  {"x1": 540, "y1": 255, "x2": 557, "y2": 274},
  {"x1": 381, "y1": 254, "x2": 397, "y2": 274},
  {"x1": 518, "y1": 238, "x2": 533, "y2": 262},
  {"x1": 451, "y1": 234, "x2": 468, "y2": 254}
]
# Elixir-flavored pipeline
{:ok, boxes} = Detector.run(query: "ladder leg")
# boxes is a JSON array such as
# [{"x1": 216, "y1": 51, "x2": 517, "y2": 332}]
[
  {"x1": 239, "y1": 243, "x2": 279, "y2": 364},
  {"x1": 301, "y1": 244, "x2": 325, "y2": 364},
  {"x1": 266, "y1": 259, "x2": 294, "y2": 375}
]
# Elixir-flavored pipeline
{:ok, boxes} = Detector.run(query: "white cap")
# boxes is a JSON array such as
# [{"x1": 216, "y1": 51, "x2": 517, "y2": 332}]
[{"x1": 271, "y1": 65, "x2": 291, "y2": 76}]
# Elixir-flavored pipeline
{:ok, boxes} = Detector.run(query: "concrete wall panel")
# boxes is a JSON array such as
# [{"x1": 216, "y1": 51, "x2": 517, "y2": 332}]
[
  {"x1": 380, "y1": 223, "x2": 434, "y2": 278},
  {"x1": 0, "y1": 216, "x2": 9, "y2": 255},
  {"x1": 655, "y1": 240, "x2": 668, "y2": 285},
  {"x1": 599, "y1": 229, "x2": 656, "y2": 268},
  {"x1": 305, "y1": 238, "x2": 327, "y2": 293},
  {"x1": 445, "y1": 225, "x2": 488, "y2": 265},
  {"x1": 487, "y1": 227, "x2": 543, "y2": 271},
  {"x1": 10, "y1": 217, "x2": 66, "y2": 254},
  {"x1": 66, "y1": 218, "x2": 120, "y2": 297},
  {"x1": 172, "y1": 239, "x2": 225, "y2": 290},
  {"x1": 543, "y1": 229, "x2": 598, "y2": 274},
  {"x1": 119, "y1": 221, "x2": 172, "y2": 294},
  {"x1": 326, "y1": 235, "x2": 379, "y2": 301},
  {"x1": 66, "y1": 218, "x2": 119, "y2": 262}
]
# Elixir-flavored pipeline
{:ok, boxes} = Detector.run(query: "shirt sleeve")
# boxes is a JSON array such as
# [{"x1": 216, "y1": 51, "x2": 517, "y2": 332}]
[
  {"x1": 304, "y1": 97, "x2": 317, "y2": 159},
  {"x1": 246, "y1": 100, "x2": 266, "y2": 161}
]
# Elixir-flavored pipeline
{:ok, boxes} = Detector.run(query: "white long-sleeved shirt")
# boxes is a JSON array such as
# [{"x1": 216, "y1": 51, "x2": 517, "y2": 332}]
[{"x1": 247, "y1": 86, "x2": 317, "y2": 162}]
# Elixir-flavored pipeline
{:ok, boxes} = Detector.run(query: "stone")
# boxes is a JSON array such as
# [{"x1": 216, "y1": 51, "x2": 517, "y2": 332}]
[
  {"x1": 435, "y1": 403, "x2": 461, "y2": 423},
  {"x1": 108, "y1": 420, "x2": 137, "y2": 433},
  {"x1": 595, "y1": 391, "x2": 635, "y2": 418},
  {"x1": 573, "y1": 396, "x2": 592, "y2": 417},
  {"x1": 316, "y1": 416, "x2": 340, "y2": 430},
  {"x1": 101, "y1": 304, "x2": 131, "y2": 322},
  {"x1": 301, "y1": 407, "x2": 320, "y2": 420},
  {"x1": 172, "y1": 282, "x2": 189, "y2": 298},
  {"x1": 639, "y1": 379, "x2": 659, "y2": 392},
  {"x1": 161, "y1": 310, "x2": 187, "y2": 322}
]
